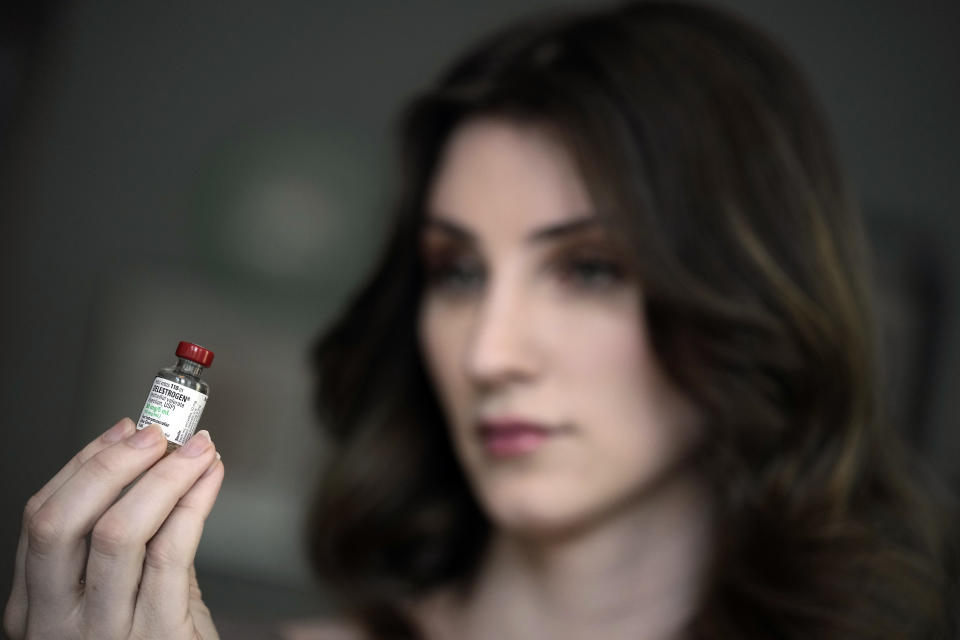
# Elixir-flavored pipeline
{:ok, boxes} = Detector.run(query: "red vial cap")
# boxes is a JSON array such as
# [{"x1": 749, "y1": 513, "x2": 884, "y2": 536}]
[{"x1": 176, "y1": 341, "x2": 214, "y2": 367}]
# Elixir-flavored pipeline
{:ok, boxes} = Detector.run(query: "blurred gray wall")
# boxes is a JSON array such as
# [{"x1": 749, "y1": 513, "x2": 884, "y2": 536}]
[{"x1": 1, "y1": 0, "x2": 958, "y2": 628}]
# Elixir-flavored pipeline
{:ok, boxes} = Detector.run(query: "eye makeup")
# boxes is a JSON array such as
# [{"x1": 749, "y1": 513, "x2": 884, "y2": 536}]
[
  {"x1": 419, "y1": 225, "x2": 632, "y2": 299},
  {"x1": 547, "y1": 243, "x2": 629, "y2": 291}
]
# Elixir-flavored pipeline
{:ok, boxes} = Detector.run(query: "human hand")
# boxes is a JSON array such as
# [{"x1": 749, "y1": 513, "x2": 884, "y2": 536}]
[{"x1": 3, "y1": 418, "x2": 224, "y2": 639}]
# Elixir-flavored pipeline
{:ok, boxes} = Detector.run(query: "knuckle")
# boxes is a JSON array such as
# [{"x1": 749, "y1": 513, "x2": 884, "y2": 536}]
[
  {"x1": 73, "y1": 442, "x2": 100, "y2": 470},
  {"x1": 152, "y1": 456, "x2": 204, "y2": 484},
  {"x1": 91, "y1": 515, "x2": 136, "y2": 556},
  {"x1": 188, "y1": 564, "x2": 204, "y2": 600},
  {"x1": 26, "y1": 508, "x2": 65, "y2": 554},
  {"x1": 144, "y1": 536, "x2": 183, "y2": 572},
  {"x1": 23, "y1": 493, "x2": 45, "y2": 523},
  {"x1": 84, "y1": 450, "x2": 123, "y2": 480},
  {"x1": 148, "y1": 463, "x2": 179, "y2": 485},
  {"x1": 147, "y1": 463, "x2": 202, "y2": 496}
]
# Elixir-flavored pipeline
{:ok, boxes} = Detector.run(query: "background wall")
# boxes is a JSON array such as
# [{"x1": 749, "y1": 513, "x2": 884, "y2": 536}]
[{"x1": 1, "y1": 0, "x2": 957, "y2": 630}]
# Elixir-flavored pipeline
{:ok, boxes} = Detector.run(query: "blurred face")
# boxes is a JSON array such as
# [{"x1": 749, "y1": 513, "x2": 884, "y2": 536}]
[{"x1": 418, "y1": 118, "x2": 704, "y2": 538}]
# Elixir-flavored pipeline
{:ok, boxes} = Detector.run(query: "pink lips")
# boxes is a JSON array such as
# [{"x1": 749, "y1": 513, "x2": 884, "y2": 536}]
[{"x1": 477, "y1": 418, "x2": 556, "y2": 457}]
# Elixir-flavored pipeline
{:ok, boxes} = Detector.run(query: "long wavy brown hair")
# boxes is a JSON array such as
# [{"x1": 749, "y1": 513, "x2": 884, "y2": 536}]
[{"x1": 307, "y1": 2, "x2": 959, "y2": 637}]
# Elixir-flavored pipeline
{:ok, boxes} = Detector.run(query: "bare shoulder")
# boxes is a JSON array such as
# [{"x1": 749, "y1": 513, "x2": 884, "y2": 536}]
[{"x1": 276, "y1": 617, "x2": 364, "y2": 640}]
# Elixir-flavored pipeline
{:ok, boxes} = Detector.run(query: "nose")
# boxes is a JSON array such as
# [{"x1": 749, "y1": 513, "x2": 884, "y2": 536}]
[{"x1": 465, "y1": 279, "x2": 539, "y2": 389}]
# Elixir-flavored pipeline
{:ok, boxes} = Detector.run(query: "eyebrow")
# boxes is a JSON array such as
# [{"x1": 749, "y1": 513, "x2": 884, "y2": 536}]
[{"x1": 422, "y1": 214, "x2": 600, "y2": 245}]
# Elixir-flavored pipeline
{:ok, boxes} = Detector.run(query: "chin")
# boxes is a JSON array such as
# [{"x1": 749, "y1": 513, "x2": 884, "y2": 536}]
[{"x1": 477, "y1": 481, "x2": 600, "y2": 540}]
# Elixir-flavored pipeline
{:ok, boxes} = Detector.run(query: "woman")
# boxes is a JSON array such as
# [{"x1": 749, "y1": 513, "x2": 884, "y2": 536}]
[
  {"x1": 5, "y1": 2, "x2": 958, "y2": 639},
  {"x1": 302, "y1": 2, "x2": 959, "y2": 638}
]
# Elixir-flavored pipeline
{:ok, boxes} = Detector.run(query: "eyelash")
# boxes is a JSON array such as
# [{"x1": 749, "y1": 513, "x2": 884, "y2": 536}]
[{"x1": 422, "y1": 252, "x2": 626, "y2": 296}]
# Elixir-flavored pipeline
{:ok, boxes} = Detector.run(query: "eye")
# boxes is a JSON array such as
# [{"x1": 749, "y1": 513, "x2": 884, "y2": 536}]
[
  {"x1": 423, "y1": 255, "x2": 485, "y2": 296},
  {"x1": 554, "y1": 254, "x2": 626, "y2": 290}
]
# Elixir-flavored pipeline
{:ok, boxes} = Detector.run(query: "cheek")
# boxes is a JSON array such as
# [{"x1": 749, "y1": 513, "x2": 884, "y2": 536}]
[
  {"x1": 541, "y1": 295, "x2": 700, "y2": 497},
  {"x1": 545, "y1": 292, "x2": 654, "y2": 419},
  {"x1": 556, "y1": 302, "x2": 646, "y2": 383}
]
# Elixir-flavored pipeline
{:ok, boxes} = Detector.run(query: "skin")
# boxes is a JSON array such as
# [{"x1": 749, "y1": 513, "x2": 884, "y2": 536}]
[
  {"x1": 411, "y1": 117, "x2": 714, "y2": 639},
  {"x1": 275, "y1": 116, "x2": 716, "y2": 640},
  {"x1": 6, "y1": 115, "x2": 712, "y2": 640},
  {"x1": 3, "y1": 419, "x2": 224, "y2": 639},
  {"x1": 4, "y1": 116, "x2": 710, "y2": 640}
]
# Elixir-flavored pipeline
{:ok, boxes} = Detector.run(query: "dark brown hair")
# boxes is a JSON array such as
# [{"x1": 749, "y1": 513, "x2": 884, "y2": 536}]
[{"x1": 308, "y1": 2, "x2": 959, "y2": 637}]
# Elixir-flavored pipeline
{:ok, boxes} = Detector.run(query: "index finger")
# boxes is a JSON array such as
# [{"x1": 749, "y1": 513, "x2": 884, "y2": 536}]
[
  {"x1": 31, "y1": 418, "x2": 138, "y2": 515},
  {"x1": 22, "y1": 424, "x2": 169, "y2": 628},
  {"x1": 4, "y1": 418, "x2": 136, "y2": 639}
]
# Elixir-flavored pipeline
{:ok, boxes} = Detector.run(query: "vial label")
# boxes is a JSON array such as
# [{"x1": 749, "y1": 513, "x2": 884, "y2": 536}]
[{"x1": 136, "y1": 377, "x2": 208, "y2": 445}]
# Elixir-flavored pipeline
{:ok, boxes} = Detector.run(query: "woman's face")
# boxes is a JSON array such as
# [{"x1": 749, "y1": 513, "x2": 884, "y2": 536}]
[{"x1": 418, "y1": 118, "x2": 704, "y2": 538}]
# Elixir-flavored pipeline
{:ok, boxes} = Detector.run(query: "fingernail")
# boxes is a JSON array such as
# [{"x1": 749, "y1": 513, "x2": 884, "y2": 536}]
[
  {"x1": 181, "y1": 430, "x2": 212, "y2": 457},
  {"x1": 128, "y1": 424, "x2": 163, "y2": 448},
  {"x1": 201, "y1": 452, "x2": 222, "y2": 478},
  {"x1": 103, "y1": 418, "x2": 133, "y2": 443}
]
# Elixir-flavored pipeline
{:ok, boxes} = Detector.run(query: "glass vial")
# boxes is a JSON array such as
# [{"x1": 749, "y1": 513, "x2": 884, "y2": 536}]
[{"x1": 136, "y1": 341, "x2": 214, "y2": 455}]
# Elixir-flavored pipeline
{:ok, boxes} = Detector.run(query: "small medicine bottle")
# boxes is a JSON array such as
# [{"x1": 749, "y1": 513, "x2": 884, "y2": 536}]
[{"x1": 136, "y1": 341, "x2": 214, "y2": 455}]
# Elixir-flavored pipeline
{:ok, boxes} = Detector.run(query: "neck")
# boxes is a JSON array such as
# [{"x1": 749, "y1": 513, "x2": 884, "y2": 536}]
[{"x1": 449, "y1": 469, "x2": 714, "y2": 640}]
